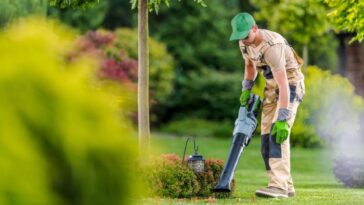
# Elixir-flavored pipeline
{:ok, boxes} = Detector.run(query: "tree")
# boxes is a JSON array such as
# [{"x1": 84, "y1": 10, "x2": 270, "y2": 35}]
[
  {"x1": 149, "y1": 0, "x2": 239, "y2": 72},
  {"x1": 129, "y1": 0, "x2": 206, "y2": 154},
  {"x1": 325, "y1": 0, "x2": 364, "y2": 43},
  {"x1": 325, "y1": 0, "x2": 364, "y2": 97},
  {"x1": 48, "y1": 0, "x2": 137, "y2": 33},
  {"x1": 47, "y1": 0, "x2": 108, "y2": 33},
  {"x1": 51, "y1": 0, "x2": 207, "y2": 154},
  {"x1": 250, "y1": 0, "x2": 331, "y2": 71},
  {"x1": 0, "y1": 0, "x2": 47, "y2": 28},
  {"x1": 49, "y1": 0, "x2": 99, "y2": 8}
]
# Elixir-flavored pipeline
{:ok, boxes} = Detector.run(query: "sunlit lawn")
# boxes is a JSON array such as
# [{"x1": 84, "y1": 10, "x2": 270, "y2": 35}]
[{"x1": 137, "y1": 133, "x2": 364, "y2": 205}]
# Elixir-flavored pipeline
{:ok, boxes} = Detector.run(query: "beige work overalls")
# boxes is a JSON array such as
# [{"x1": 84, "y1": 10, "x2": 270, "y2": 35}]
[{"x1": 241, "y1": 37, "x2": 305, "y2": 192}]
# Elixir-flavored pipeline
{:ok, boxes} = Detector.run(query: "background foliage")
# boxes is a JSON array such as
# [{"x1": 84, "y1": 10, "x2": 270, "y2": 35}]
[
  {"x1": 250, "y1": 0, "x2": 338, "y2": 70},
  {"x1": 49, "y1": 0, "x2": 99, "y2": 9},
  {"x1": 71, "y1": 28, "x2": 175, "y2": 123},
  {"x1": 291, "y1": 66, "x2": 364, "y2": 147},
  {"x1": 326, "y1": 0, "x2": 364, "y2": 42},
  {"x1": 154, "y1": 68, "x2": 242, "y2": 124},
  {"x1": 0, "y1": 0, "x2": 47, "y2": 28},
  {"x1": 160, "y1": 118, "x2": 232, "y2": 138}
]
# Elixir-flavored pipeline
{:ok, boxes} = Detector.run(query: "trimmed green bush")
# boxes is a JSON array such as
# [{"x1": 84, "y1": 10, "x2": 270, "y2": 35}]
[
  {"x1": 195, "y1": 159, "x2": 235, "y2": 198},
  {"x1": 0, "y1": 17, "x2": 139, "y2": 205},
  {"x1": 143, "y1": 154, "x2": 200, "y2": 198},
  {"x1": 142, "y1": 154, "x2": 234, "y2": 198}
]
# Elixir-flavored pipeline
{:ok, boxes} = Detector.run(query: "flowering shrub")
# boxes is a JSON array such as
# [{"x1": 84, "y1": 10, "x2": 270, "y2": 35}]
[
  {"x1": 74, "y1": 28, "x2": 175, "y2": 104},
  {"x1": 74, "y1": 30, "x2": 138, "y2": 90},
  {"x1": 71, "y1": 29, "x2": 175, "y2": 123},
  {"x1": 142, "y1": 154, "x2": 234, "y2": 198}
]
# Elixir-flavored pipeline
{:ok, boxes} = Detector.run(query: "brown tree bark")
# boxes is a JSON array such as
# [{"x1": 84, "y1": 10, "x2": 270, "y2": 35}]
[
  {"x1": 337, "y1": 33, "x2": 364, "y2": 97},
  {"x1": 138, "y1": 0, "x2": 150, "y2": 155},
  {"x1": 344, "y1": 40, "x2": 364, "y2": 97}
]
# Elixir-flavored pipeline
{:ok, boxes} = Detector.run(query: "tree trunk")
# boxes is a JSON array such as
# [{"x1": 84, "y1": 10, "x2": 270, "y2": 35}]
[
  {"x1": 138, "y1": 0, "x2": 150, "y2": 155},
  {"x1": 336, "y1": 32, "x2": 364, "y2": 97},
  {"x1": 337, "y1": 33, "x2": 347, "y2": 76},
  {"x1": 345, "y1": 41, "x2": 364, "y2": 97},
  {"x1": 302, "y1": 44, "x2": 308, "y2": 74}
]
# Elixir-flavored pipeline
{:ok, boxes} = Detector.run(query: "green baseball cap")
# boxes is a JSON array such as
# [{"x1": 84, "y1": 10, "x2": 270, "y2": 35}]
[{"x1": 230, "y1": 12, "x2": 255, "y2": 41}]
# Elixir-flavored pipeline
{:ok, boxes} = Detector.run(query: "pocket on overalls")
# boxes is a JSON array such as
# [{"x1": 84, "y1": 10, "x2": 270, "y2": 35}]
[
  {"x1": 298, "y1": 80, "x2": 305, "y2": 102},
  {"x1": 263, "y1": 83, "x2": 278, "y2": 105},
  {"x1": 288, "y1": 81, "x2": 305, "y2": 103}
]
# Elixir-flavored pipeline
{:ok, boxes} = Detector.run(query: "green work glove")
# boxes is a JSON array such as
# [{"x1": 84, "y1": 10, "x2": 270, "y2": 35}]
[
  {"x1": 271, "y1": 120, "x2": 289, "y2": 144},
  {"x1": 240, "y1": 90, "x2": 251, "y2": 106}
]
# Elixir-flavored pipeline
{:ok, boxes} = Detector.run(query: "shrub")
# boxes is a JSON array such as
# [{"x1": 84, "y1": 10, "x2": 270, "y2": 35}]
[
  {"x1": 0, "y1": 17, "x2": 139, "y2": 205},
  {"x1": 158, "y1": 68, "x2": 243, "y2": 124},
  {"x1": 142, "y1": 154, "x2": 200, "y2": 198},
  {"x1": 291, "y1": 66, "x2": 364, "y2": 147},
  {"x1": 74, "y1": 28, "x2": 175, "y2": 123},
  {"x1": 82, "y1": 28, "x2": 175, "y2": 104},
  {"x1": 142, "y1": 154, "x2": 234, "y2": 198},
  {"x1": 114, "y1": 28, "x2": 175, "y2": 104},
  {"x1": 333, "y1": 156, "x2": 364, "y2": 188},
  {"x1": 160, "y1": 118, "x2": 233, "y2": 138},
  {"x1": 195, "y1": 159, "x2": 235, "y2": 198}
]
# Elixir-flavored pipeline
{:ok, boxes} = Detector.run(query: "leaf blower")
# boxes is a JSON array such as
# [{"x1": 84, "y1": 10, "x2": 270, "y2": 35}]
[{"x1": 213, "y1": 94, "x2": 261, "y2": 192}]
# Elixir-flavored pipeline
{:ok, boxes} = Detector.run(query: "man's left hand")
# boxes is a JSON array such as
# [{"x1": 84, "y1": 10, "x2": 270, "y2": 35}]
[{"x1": 271, "y1": 120, "x2": 289, "y2": 144}]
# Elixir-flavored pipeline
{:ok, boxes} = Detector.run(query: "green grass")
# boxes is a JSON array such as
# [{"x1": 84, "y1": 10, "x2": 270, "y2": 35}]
[{"x1": 138, "y1": 133, "x2": 364, "y2": 205}]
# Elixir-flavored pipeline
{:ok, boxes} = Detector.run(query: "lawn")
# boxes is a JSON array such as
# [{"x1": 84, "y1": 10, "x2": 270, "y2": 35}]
[{"x1": 137, "y1": 133, "x2": 364, "y2": 205}]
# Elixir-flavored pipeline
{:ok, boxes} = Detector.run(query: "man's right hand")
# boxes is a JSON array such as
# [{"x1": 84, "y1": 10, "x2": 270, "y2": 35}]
[{"x1": 240, "y1": 90, "x2": 251, "y2": 106}]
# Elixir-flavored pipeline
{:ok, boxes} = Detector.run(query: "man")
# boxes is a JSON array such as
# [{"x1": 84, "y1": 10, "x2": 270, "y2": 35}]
[{"x1": 230, "y1": 12, "x2": 305, "y2": 198}]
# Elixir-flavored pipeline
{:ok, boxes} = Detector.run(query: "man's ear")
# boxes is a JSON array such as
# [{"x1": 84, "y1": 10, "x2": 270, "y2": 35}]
[{"x1": 252, "y1": 24, "x2": 258, "y2": 32}]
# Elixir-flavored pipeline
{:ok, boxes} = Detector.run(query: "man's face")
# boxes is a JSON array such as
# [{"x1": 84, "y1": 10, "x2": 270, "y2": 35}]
[{"x1": 239, "y1": 27, "x2": 257, "y2": 46}]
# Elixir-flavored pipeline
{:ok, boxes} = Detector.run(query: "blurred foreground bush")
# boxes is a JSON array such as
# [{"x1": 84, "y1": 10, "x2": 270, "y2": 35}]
[
  {"x1": 0, "y1": 18, "x2": 139, "y2": 205},
  {"x1": 142, "y1": 154, "x2": 234, "y2": 198}
]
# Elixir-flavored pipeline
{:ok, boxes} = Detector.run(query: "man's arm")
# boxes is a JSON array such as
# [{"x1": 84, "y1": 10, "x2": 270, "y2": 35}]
[
  {"x1": 265, "y1": 44, "x2": 291, "y2": 144},
  {"x1": 264, "y1": 44, "x2": 290, "y2": 115},
  {"x1": 271, "y1": 68, "x2": 291, "y2": 144},
  {"x1": 240, "y1": 58, "x2": 257, "y2": 106},
  {"x1": 244, "y1": 58, "x2": 257, "y2": 82}
]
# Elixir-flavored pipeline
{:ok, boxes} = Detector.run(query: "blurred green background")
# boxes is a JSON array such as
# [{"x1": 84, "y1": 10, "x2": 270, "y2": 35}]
[{"x1": 1, "y1": 0, "x2": 364, "y2": 204}]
